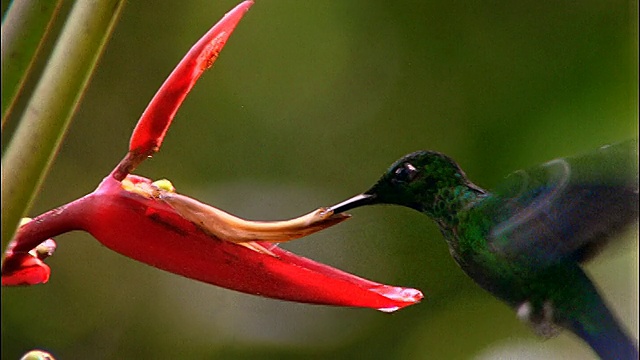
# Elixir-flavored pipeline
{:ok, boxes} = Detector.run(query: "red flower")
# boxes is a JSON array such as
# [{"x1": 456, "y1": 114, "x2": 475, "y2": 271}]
[{"x1": 2, "y1": 1, "x2": 423, "y2": 312}]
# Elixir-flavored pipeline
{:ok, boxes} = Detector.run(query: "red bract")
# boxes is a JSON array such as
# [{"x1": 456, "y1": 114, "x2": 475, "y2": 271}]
[
  {"x1": 112, "y1": 0, "x2": 254, "y2": 180},
  {"x1": 2, "y1": 1, "x2": 423, "y2": 312},
  {"x1": 1, "y1": 240, "x2": 54, "y2": 287}
]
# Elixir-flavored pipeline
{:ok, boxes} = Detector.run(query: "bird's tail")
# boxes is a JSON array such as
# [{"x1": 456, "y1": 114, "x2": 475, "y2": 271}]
[
  {"x1": 571, "y1": 319, "x2": 638, "y2": 360},
  {"x1": 567, "y1": 267, "x2": 637, "y2": 360}
]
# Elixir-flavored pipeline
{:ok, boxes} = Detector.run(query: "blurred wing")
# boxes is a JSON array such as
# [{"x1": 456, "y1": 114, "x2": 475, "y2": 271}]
[{"x1": 485, "y1": 139, "x2": 638, "y2": 266}]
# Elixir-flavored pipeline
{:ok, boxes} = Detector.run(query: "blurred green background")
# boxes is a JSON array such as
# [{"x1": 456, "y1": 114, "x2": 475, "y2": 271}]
[{"x1": 2, "y1": 0, "x2": 637, "y2": 359}]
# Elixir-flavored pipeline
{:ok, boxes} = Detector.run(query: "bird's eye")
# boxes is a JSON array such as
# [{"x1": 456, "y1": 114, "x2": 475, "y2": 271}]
[{"x1": 394, "y1": 163, "x2": 418, "y2": 183}]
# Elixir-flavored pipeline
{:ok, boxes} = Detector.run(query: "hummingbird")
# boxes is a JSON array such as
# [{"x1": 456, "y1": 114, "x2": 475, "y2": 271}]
[{"x1": 328, "y1": 139, "x2": 638, "y2": 359}]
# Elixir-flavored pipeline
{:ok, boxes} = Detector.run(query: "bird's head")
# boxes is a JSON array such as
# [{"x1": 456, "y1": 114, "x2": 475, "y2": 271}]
[{"x1": 330, "y1": 151, "x2": 477, "y2": 216}]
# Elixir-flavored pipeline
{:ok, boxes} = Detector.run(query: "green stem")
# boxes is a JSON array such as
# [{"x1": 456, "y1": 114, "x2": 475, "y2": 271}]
[
  {"x1": 1, "y1": 1, "x2": 63, "y2": 126},
  {"x1": 1, "y1": 0, "x2": 126, "y2": 251}
]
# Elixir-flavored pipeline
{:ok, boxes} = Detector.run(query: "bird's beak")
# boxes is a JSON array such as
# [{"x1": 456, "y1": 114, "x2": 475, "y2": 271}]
[{"x1": 328, "y1": 193, "x2": 377, "y2": 214}]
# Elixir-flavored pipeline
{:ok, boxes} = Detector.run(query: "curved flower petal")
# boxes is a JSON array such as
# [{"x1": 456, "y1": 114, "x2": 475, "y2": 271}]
[
  {"x1": 85, "y1": 175, "x2": 423, "y2": 311},
  {"x1": 113, "y1": 0, "x2": 254, "y2": 180}
]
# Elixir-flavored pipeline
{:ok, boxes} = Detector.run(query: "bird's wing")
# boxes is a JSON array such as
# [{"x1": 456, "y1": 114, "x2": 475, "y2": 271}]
[{"x1": 483, "y1": 139, "x2": 638, "y2": 266}]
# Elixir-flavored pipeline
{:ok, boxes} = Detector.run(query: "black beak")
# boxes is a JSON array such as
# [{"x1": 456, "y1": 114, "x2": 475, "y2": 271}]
[{"x1": 327, "y1": 193, "x2": 377, "y2": 214}]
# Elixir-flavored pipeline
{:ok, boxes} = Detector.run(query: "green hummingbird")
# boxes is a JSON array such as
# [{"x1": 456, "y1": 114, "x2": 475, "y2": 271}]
[{"x1": 328, "y1": 139, "x2": 638, "y2": 359}]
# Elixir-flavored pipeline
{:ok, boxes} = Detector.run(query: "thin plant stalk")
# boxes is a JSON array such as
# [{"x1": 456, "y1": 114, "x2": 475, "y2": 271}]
[
  {"x1": 1, "y1": 0, "x2": 63, "y2": 125},
  {"x1": 1, "y1": 0, "x2": 126, "y2": 251}
]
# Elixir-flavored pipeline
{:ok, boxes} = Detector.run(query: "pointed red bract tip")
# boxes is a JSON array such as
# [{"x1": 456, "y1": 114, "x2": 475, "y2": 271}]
[{"x1": 126, "y1": 1, "x2": 254, "y2": 162}]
